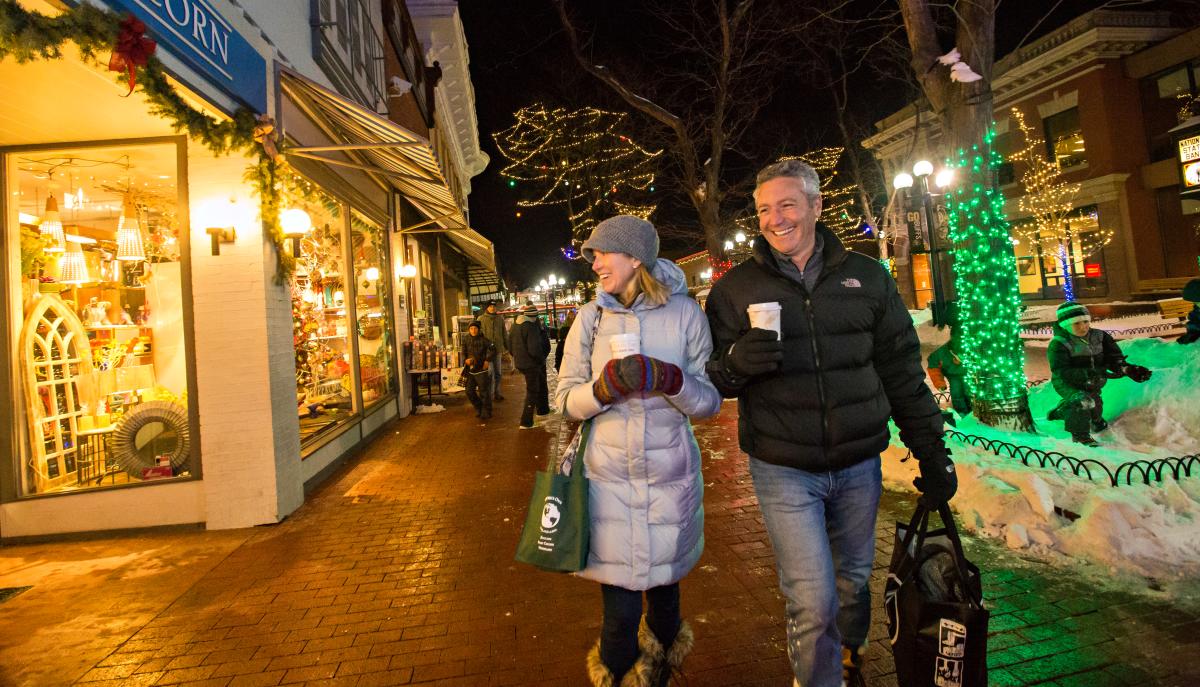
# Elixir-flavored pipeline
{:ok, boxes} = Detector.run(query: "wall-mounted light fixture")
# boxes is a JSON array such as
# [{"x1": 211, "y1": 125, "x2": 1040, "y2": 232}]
[
  {"x1": 398, "y1": 263, "x2": 417, "y2": 279},
  {"x1": 205, "y1": 226, "x2": 236, "y2": 256},
  {"x1": 280, "y1": 208, "x2": 313, "y2": 256}
]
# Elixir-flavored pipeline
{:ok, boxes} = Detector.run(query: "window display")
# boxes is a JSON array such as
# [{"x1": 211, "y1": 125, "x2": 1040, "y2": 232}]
[
  {"x1": 289, "y1": 184, "x2": 358, "y2": 445},
  {"x1": 8, "y1": 140, "x2": 193, "y2": 495},
  {"x1": 350, "y1": 210, "x2": 396, "y2": 408}
]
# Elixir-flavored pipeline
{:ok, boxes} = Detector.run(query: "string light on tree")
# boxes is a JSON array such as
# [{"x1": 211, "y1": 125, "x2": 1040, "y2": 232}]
[
  {"x1": 943, "y1": 126, "x2": 1030, "y2": 429},
  {"x1": 494, "y1": 105, "x2": 661, "y2": 243},
  {"x1": 1008, "y1": 108, "x2": 1112, "y2": 302},
  {"x1": 780, "y1": 147, "x2": 868, "y2": 244}
]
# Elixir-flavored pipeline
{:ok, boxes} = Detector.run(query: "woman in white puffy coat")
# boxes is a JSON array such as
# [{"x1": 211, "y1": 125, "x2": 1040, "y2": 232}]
[{"x1": 556, "y1": 216, "x2": 720, "y2": 687}]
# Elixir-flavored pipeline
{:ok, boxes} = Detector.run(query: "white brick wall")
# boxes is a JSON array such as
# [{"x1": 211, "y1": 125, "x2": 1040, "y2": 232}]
[{"x1": 188, "y1": 146, "x2": 301, "y2": 530}]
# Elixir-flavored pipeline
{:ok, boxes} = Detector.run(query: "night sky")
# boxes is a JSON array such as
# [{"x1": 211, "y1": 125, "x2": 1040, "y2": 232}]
[{"x1": 457, "y1": 0, "x2": 1193, "y2": 289}]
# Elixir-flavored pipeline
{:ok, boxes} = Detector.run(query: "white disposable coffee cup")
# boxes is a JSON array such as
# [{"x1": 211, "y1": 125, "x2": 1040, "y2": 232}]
[
  {"x1": 609, "y1": 332, "x2": 640, "y2": 359},
  {"x1": 747, "y1": 302, "x2": 782, "y2": 337}
]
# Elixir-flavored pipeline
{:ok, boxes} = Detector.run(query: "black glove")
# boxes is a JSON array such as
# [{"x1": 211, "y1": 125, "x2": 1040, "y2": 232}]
[
  {"x1": 1123, "y1": 364, "x2": 1151, "y2": 383},
  {"x1": 1178, "y1": 332, "x2": 1199, "y2": 345},
  {"x1": 723, "y1": 328, "x2": 784, "y2": 377},
  {"x1": 913, "y1": 446, "x2": 957, "y2": 507}
]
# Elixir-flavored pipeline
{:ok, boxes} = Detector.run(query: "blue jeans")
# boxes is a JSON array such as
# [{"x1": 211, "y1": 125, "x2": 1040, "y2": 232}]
[
  {"x1": 489, "y1": 351, "x2": 504, "y2": 398},
  {"x1": 749, "y1": 456, "x2": 882, "y2": 687}
]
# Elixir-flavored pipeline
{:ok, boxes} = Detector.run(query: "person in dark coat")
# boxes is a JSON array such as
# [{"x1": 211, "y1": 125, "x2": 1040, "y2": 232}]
[
  {"x1": 1178, "y1": 279, "x2": 1200, "y2": 345},
  {"x1": 555, "y1": 311, "x2": 576, "y2": 372},
  {"x1": 477, "y1": 300, "x2": 508, "y2": 399},
  {"x1": 510, "y1": 303, "x2": 551, "y2": 428},
  {"x1": 705, "y1": 159, "x2": 952, "y2": 687},
  {"x1": 1047, "y1": 302, "x2": 1151, "y2": 446},
  {"x1": 460, "y1": 321, "x2": 496, "y2": 420}
]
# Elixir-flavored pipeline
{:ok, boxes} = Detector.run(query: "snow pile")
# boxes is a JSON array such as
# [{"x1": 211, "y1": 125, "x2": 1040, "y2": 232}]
[{"x1": 889, "y1": 337, "x2": 1200, "y2": 582}]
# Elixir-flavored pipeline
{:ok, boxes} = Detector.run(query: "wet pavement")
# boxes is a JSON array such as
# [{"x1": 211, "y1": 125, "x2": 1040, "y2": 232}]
[{"x1": 0, "y1": 367, "x2": 1197, "y2": 686}]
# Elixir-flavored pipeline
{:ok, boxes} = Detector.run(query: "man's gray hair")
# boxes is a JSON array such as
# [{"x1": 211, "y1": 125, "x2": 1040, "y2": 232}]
[{"x1": 756, "y1": 159, "x2": 821, "y2": 198}]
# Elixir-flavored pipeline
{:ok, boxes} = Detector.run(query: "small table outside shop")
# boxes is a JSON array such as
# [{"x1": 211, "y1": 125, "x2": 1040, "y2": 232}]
[{"x1": 409, "y1": 368, "x2": 445, "y2": 405}]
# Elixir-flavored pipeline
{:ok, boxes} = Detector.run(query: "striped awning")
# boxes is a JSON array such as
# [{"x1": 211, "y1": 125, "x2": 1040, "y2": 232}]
[
  {"x1": 279, "y1": 68, "x2": 497, "y2": 273},
  {"x1": 279, "y1": 68, "x2": 465, "y2": 232}
]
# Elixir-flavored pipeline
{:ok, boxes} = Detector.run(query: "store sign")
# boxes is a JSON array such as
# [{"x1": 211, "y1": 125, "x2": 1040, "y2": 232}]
[
  {"x1": 1084, "y1": 263, "x2": 1102, "y2": 278},
  {"x1": 108, "y1": 0, "x2": 267, "y2": 113}
]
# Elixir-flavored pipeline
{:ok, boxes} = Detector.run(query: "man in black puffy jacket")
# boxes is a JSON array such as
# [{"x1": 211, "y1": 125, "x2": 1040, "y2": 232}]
[
  {"x1": 705, "y1": 159, "x2": 953, "y2": 687},
  {"x1": 1047, "y1": 301, "x2": 1151, "y2": 446}
]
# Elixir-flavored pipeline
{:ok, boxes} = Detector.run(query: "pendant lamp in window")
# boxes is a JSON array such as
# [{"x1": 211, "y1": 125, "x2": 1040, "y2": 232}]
[
  {"x1": 115, "y1": 194, "x2": 145, "y2": 261},
  {"x1": 59, "y1": 239, "x2": 90, "y2": 285},
  {"x1": 39, "y1": 196, "x2": 66, "y2": 253}
]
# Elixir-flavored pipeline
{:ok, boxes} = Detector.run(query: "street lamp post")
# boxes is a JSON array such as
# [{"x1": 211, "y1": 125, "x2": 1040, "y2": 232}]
[
  {"x1": 724, "y1": 230, "x2": 753, "y2": 265},
  {"x1": 894, "y1": 161, "x2": 956, "y2": 326},
  {"x1": 539, "y1": 275, "x2": 568, "y2": 338}
]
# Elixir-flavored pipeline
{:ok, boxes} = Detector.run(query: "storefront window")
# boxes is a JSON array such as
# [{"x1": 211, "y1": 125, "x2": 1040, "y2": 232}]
[
  {"x1": 1043, "y1": 108, "x2": 1086, "y2": 169},
  {"x1": 1010, "y1": 206, "x2": 1109, "y2": 299},
  {"x1": 290, "y1": 185, "x2": 357, "y2": 446},
  {"x1": 350, "y1": 210, "x2": 395, "y2": 407},
  {"x1": 7, "y1": 140, "x2": 194, "y2": 496}
]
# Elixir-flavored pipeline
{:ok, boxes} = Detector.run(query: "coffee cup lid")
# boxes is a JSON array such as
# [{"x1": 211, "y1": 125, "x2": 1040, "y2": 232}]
[{"x1": 747, "y1": 302, "x2": 781, "y2": 311}]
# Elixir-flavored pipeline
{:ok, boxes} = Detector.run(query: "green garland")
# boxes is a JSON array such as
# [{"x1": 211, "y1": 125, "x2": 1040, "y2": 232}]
[{"x1": 0, "y1": 0, "x2": 291, "y2": 281}]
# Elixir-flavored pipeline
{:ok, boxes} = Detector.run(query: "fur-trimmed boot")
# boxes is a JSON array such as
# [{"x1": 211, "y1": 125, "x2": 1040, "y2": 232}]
[
  {"x1": 587, "y1": 639, "x2": 656, "y2": 687},
  {"x1": 637, "y1": 618, "x2": 695, "y2": 687}
]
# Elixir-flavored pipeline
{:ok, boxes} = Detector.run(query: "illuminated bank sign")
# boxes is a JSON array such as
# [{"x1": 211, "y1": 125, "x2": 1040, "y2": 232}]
[
  {"x1": 109, "y1": 0, "x2": 267, "y2": 113},
  {"x1": 1181, "y1": 133, "x2": 1200, "y2": 194}
]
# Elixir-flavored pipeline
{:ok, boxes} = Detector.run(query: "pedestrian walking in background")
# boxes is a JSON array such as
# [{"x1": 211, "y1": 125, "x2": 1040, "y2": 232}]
[
  {"x1": 555, "y1": 310, "x2": 576, "y2": 372},
  {"x1": 477, "y1": 300, "x2": 508, "y2": 399},
  {"x1": 704, "y1": 159, "x2": 954, "y2": 687},
  {"x1": 1178, "y1": 278, "x2": 1200, "y2": 345},
  {"x1": 1047, "y1": 301, "x2": 1152, "y2": 445},
  {"x1": 510, "y1": 303, "x2": 551, "y2": 429},
  {"x1": 460, "y1": 320, "x2": 496, "y2": 420},
  {"x1": 556, "y1": 215, "x2": 721, "y2": 687}
]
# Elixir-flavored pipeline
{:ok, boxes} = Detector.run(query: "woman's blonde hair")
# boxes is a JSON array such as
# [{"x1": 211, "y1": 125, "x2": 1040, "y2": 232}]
[{"x1": 628, "y1": 264, "x2": 671, "y2": 307}]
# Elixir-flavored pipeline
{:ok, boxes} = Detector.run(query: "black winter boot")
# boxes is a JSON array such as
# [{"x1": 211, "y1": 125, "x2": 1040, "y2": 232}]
[
  {"x1": 638, "y1": 618, "x2": 694, "y2": 687},
  {"x1": 843, "y1": 644, "x2": 867, "y2": 687}
]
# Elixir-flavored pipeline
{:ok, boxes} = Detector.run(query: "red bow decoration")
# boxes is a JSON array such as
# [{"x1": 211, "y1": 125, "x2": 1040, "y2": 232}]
[{"x1": 108, "y1": 15, "x2": 157, "y2": 96}]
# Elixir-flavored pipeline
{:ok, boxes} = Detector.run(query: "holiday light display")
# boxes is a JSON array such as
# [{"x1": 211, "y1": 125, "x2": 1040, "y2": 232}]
[
  {"x1": 944, "y1": 127, "x2": 1031, "y2": 429},
  {"x1": 1009, "y1": 108, "x2": 1112, "y2": 301},
  {"x1": 494, "y1": 105, "x2": 660, "y2": 241}
]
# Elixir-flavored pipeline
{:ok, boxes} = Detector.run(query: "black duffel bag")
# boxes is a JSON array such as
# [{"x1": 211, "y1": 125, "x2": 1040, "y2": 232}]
[{"x1": 885, "y1": 502, "x2": 989, "y2": 687}]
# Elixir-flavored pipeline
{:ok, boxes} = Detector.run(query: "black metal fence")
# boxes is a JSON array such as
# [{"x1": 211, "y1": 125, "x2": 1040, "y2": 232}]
[{"x1": 943, "y1": 429, "x2": 1200, "y2": 487}]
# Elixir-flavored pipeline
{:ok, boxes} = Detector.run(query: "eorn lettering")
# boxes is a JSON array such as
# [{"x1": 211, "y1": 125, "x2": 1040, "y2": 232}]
[{"x1": 144, "y1": 0, "x2": 230, "y2": 66}]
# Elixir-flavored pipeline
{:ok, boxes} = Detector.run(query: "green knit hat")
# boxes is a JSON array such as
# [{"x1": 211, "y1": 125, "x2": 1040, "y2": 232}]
[
  {"x1": 1182, "y1": 278, "x2": 1200, "y2": 303},
  {"x1": 1056, "y1": 301, "x2": 1090, "y2": 327}
]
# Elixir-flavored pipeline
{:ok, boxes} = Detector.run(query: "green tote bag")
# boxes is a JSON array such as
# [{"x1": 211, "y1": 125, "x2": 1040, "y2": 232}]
[{"x1": 514, "y1": 419, "x2": 593, "y2": 572}]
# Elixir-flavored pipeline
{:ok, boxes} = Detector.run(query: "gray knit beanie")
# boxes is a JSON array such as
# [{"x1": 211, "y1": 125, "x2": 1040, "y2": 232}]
[{"x1": 581, "y1": 215, "x2": 659, "y2": 265}]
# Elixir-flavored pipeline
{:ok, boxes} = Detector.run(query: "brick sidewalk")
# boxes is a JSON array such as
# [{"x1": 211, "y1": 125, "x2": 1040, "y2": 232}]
[{"x1": 0, "y1": 369, "x2": 1197, "y2": 686}]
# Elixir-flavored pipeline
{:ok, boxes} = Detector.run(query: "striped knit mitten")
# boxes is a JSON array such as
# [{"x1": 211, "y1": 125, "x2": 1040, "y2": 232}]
[
  {"x1": 593, "y1": 358, "x2": 638, "y2": 405},
  {"x1": 624, "y1": 355, "x2": 683, "y2": 396}
]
